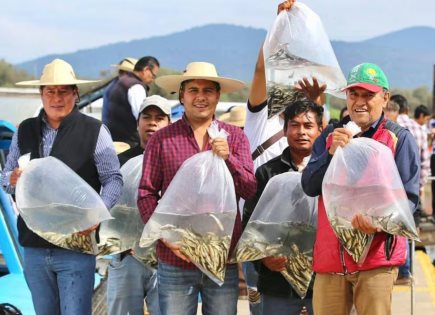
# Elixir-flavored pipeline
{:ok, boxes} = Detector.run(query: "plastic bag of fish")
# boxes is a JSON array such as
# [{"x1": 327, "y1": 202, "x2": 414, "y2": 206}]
[
  {"x1": 322, "y1": 137, "x2": 419, "y2": 264},
  {"x1": 140, "y1": 122, "x2": 238, "y2": 285},
  {"x1": 263, "y1": 2, "x2": 346, "y2": 118},
  {"x1": 235, "y1": 172, "x2": 317, "y2": 298},
  {"x1": 98, "y1": 155, "x2": 155, "y2": 265},
  {"x1": 15, "y1": 156, "x2": 112, "y2": 254}
]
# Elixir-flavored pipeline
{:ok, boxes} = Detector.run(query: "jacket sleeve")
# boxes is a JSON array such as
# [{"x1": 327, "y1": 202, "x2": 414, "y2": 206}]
[{"x1": 301, "y1": 126, "x2": 333, "y2": 197}]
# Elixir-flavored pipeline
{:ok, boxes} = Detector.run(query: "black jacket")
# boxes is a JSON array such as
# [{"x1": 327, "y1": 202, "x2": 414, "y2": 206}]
[{"x1": 243, "y1": 147, "x2": 313, "y2": 299}]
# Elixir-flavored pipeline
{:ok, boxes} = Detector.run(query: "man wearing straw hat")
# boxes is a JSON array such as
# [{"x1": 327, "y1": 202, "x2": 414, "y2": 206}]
[
  {"x1": 1, "y1": 59, "x2": 123, "y2": 315},
  {"x1": 102, "y1": 57, "x2": 138, "y2": 125},
  {"x1": 138, "y1": 62, "x2": 256, "y2": 315},
  {"x1": 107, "y1": 56, "x2": 160, "y2": 146}
]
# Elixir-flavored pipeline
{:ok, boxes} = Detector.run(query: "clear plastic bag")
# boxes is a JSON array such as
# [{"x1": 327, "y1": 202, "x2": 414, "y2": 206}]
[
  {"x1": 235, "y1": 172, "x2": 317, "y2": 298},
  {"x1": 263, "y1": 2, "x2": 346, "y2": 117},
  {"x1": 15, "y1": 156, "x2": 112, "y2": 254},
  {"x1": 98, "y1": 155, "x2": 156, "y2": 264},
  {"x1": 322, "y1": 138, "x2": 419, "y2": 264},
  {"x1": 140, "y1": 122, "x2": 237, "y2": 285}
]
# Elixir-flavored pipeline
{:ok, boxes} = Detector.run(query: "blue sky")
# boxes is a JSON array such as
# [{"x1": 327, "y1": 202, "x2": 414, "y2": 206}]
[{"x1": 1, "y1": 0, "x2": 434, "y2": 63}]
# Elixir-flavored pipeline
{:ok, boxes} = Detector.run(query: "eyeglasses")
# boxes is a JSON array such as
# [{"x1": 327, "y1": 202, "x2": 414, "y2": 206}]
[{"x1": 149, "y1": 68, "x2": 157, "y2": 80}]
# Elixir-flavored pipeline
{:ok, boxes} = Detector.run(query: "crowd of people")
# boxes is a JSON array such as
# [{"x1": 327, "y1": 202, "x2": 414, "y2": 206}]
[{"x1": 1, "y1": 1, "x2": 430, "y2": 315}]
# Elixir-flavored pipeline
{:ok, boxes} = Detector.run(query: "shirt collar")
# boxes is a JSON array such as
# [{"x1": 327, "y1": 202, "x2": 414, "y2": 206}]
[{"x1": 280, "y1": 147, "x2": 299, "y2": 171}]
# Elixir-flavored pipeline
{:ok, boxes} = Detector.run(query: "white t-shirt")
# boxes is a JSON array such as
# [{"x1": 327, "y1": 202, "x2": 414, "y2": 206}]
[
  {"x1": 244, "y1": 102, "x2": 288, "y2": 170},
  {"x1": 128, "y1": 84, "x2": 147, "y2": 119}
]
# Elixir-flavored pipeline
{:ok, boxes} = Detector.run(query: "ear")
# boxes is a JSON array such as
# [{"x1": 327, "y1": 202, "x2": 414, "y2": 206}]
[{"x1": 382, "y1": 91, "x2": 390, "y2": 109}]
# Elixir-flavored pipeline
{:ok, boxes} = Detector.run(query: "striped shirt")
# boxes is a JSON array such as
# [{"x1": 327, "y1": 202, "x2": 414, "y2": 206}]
[
  {"x1": 397, "y1": 114, "x2": 430, "y2": 187},
  {"x1": 138, "y1": 114, "x2": 256, "y2": 269},
  {"x1": 1, "y1": 120, "x2": 123, "y2": 209}
]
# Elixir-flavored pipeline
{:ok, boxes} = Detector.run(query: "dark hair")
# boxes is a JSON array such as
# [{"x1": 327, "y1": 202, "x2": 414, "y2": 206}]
[
  {"x1": 339, "y1": 107, "x2": 349, "y2": 120},
  {"x1": 283, "y1": 100, "x2": 323, "y2": 131},
  {"x1": 390, "y1": 94, "x2": 409, "y2": 114},
  {"x1": 134, "y1": 56, "x2": 160, "y2": 72},
  {"x1": 414, "y1": 104, "x2": 430, "y2": 119}
]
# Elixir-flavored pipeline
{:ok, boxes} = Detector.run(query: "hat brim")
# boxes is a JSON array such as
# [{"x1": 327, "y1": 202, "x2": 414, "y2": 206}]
[
  {"x1": 342, "y1": 82, "x2": 383, "y2": 93},
  {"x1": 16, "y1": 79, "x2": 98, "y2": 86},
  {"x1": 111, "y1": 64, "x2": 135, "y2": 72},
  {"x1": 218, "y1": 112, "x2": 245, "y2": 127},
  {"x1": 155, "y1": 75, "x2": 245, "y2": 94}
]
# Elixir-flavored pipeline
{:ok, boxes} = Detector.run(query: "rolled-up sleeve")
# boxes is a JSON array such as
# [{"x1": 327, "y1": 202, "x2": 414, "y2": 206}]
[
  {"x1": 1, "y1": 131, "x2": 20, "y2": 194},
  {"x1": 94, "y1": 125, "x2": 123, "y2": 209}
]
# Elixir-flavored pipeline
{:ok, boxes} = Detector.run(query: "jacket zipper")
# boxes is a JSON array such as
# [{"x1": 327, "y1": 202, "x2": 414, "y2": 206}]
[{"x1": 340, "y1": 244, "x2": 348, "y2": 274}]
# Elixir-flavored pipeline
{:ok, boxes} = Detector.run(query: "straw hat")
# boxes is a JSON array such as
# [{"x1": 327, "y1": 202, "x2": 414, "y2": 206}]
[
  {"x1": 16, "y1": 59, "x2": 97, "y2": 86},
  {"x1": 219, "y1": 106, "x2": 246, "y2": 128},
  {"x1": 111, "y1": 57, "x2": 137, "y2": 72},
  {"x1": 155, "y1": 62, "x2": 245, "y2": 93}
]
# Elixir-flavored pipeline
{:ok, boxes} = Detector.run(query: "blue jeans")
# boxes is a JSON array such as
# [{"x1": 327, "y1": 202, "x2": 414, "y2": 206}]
[
  {"x1": 107, "y1": 254, "x2": 160, "y2": 315},
  {"x1": 242, "y1": 262, "x2": 262, "y2": 315},
  {"x1": 261, "y1": 294, "x2": 313, "y2": 315},
  {"x1": 399, "y1": 242, "x2": 411, "y2": 277},
  {"x1": 23, "y1": 247, "x2": 96, "y2": 315},
  {"x1": 158, "y1": 262, "x2": 239, "y2": 315}
]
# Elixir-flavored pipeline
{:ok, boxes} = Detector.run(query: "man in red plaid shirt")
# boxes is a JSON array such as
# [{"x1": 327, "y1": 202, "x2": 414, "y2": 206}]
[{"x1": 138, "y1": 61, "x2": 256, "y2": 315}]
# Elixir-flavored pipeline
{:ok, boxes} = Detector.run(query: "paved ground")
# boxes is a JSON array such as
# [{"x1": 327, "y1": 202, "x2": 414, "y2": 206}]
[{"x1": 196, "y1": 251, "x2": 435, "y2": 315}]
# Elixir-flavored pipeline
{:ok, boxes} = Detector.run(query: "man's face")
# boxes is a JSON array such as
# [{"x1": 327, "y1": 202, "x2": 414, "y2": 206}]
[
  {"x1": 384, "y1": 110, "x2": 399, "y2": 122},
  {"x1": 41, "y1": 85, "x2": 77, "y2": 127},
  {"x1": 138, "y1": 65, "x2": 159, "y2": 85},
  {"x1": 346, "y1": 87, "x2": 389, "y2": 131},
  {"x1": 285, "y1": 111, "x2": 321, "y2": 156},
  {"x1": 416, "y1": 114, "x2": 430, "y2": 126},
  {"x1": 180, "y1": 79, "x2": 220, "y2": 123},
  {"x1": 138, "y1": 106, "x2": 170, "y2": 147}
]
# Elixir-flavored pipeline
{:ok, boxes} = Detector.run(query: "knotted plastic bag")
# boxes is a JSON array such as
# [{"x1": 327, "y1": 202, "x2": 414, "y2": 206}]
[
  {"x1": 263, "y1": 2, "x2": 346, "y2": 117},
  {"x1": 235, "y1": 172, "x2": 317, "y2": 298},
  {"x1": 98, "y1": 155, "x2": 156, "y2": 265},
  {"x1": 322, "y1": 137, "x2": 419, "y2": 264},
  {"x1": 140, "y1": 121, "x2": 237, "y2": 285},
  {"x1": 15, "y1": 156, "x2": 112, "y2": 254}
]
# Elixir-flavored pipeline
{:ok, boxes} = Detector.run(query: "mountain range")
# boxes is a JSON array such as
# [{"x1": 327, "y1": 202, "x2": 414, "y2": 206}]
[{"x1": 16, "y1": 24, "x2": 435, "y2": 89}]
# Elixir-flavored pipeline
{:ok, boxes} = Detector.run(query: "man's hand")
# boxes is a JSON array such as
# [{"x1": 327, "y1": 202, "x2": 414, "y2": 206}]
[
  {"x1": 78, "y1": 224, "x2": 99, "y2": 236},
  {"x1": 296, "y1": 77, "x2": 327, "y2": 105},
  {"x1": 278, "y1": 0, "x2": 296, "y2": 15},
  {"x1": 9, "y1": 168, "x2": 22, "y2": 187},
  {"x1": 262, "y1": 256, "x2": 287, "y2": 272},
  {"x1": 161, "y1": 239, "x2": 191, "y2": 263},
  {"x1": 210, "y1": 138, "x2": 230, "y2": 160},
  {"x1": 351, "y1": 214, "x2": 381, "y2": 234},
  {"x1": 328, "y1": 128, "x2": 353, "y2": 155}
]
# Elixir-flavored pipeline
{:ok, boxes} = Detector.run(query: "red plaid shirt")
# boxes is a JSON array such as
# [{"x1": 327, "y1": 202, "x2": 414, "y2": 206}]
[{"x1": 138, "y1": 115, "x2": 256, "y2": 269}]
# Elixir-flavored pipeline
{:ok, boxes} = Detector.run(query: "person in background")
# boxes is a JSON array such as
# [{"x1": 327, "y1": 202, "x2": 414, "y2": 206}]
[
  {"x1": 243, "y1": 100, "x2": 323, "y2": 315},
  {"x1": 107, "y1": 56, "x2": 160, "y2": 146},
  {"x1": 138, "y1": 61, "x2": 256, "y2": 315},
  {"x1": 339, "y1": 106, "x2": 349, "y2": 120},
  {"x1": 219, "y1": 106, "x2": 246, "y2": 129},
  {"x1": 395, "y1": 96, "x2": 430, "y2": 285},
  {"x1": 384, "y1": 100, "x2": 400, "y2": 122},
  {"x1": 302, "y1": 63, "x2": 419, "y2": 315},
  {"x1": 1, "y1": 59, "x2": 123, "y2": 315},
  {"x1": 102, "y1": 57, "x2": 138, "y2": 125},
  {"x1": 107, "y1": 95, "x2": 171, "y2": 315}
]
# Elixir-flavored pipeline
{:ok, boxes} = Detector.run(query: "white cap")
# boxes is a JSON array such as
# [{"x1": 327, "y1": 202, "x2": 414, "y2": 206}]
[{"x1": 139, "y1": 95, "x2": 171, "y2": 118}]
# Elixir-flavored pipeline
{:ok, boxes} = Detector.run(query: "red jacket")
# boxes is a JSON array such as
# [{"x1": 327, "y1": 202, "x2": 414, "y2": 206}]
[{"x1": 313, "y1": 119, "x2": 407, "y2": 273}]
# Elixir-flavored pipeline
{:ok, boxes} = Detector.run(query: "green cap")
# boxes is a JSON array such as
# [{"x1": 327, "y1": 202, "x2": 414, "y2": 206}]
[{"x1": 344, "y1": 63, "x2": 389, "y2": 93}]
